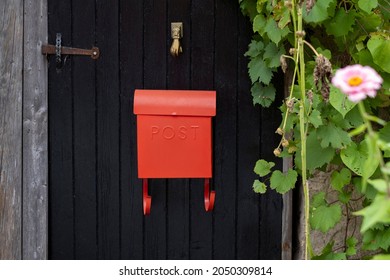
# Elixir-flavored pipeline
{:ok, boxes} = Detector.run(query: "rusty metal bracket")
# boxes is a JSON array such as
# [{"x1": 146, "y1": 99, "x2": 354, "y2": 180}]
[
  {"x1": 42, "y1": 34, "x2": 100, "y2": 60},
  {"x1": 42, "y1": 45, "x2": 100, "y2": 60}
]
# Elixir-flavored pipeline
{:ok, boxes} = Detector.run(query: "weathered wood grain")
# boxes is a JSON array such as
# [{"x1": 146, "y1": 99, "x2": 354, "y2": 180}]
[
  {"x1": 0, "y1": 0, "x2": 23, "y2": 260},
  {"x1": 23, "y1": 0, "x2": 48, "y2": 260}
]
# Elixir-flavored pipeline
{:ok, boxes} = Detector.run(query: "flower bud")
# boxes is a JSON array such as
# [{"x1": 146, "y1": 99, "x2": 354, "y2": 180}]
[
  {"x1": 282, "y1": 139, "x2": 289, "y2": 147},
  {"x1": 275, "y1": 127, "x2": 284, "y2": 135},
  {"x1": 296, "y1": 30, "x2": 306, "y2": 38},
  {"x1": 273, "y1": 148, "x2": 282, "y2": 157}
]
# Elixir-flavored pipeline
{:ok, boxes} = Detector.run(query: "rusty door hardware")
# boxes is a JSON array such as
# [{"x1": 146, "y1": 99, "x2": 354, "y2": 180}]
[
  {"x1": 42, "y1": 33, "x2": 100, "y2": 63},
  {"x1": 170, "y1": 22, "x2": 183, "y2": 57}
]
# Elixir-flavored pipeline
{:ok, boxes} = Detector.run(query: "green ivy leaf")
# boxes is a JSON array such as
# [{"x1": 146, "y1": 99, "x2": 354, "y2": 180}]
[
  {"x1": 295, "y1": 131, "x2": 335, "y2": 172},
  {"x1": 312, "y1": 192, "x2": 326, "y2": 208},
  {"x1": 253, "y1": 180, "x2": 267, "y2": 194},
  {"x1": 270, "y1": 169, "x2": 297, "y2": 194},
  {"x1": 303, "y1": 0, "x2": 337, "y2": 23},
  {"x1": 357, "y1": 13, "x2": 382, "y2": 32},
  {"x1": 355, "y1": 194, "x2": 390, "y2": 232},
  {"x1": 346, "y1": 237, "x2": 358, "y2": 256},
  {"x1": 308, "y1": 109, "x2": 323, "y2": 128},
  {"x1": 317, "y1": 123, "x2": 352, "y2": 149},
  {"x1": 263, "y1": 42, "x2": 283, "y2": 68},
  {"x1": 248, "y1": 56, "x2": 273, "y2": 84},
  {"x1": 358, "y1": 0, "x2": 378, "y2": 13},
  {"x1": 331, "y1": 168, "x2": 351, "y2": 192},
  {"x1": 324, "y1": 8, "x2": 356, "y2": 37},
  {"x1": 251, "y1": 83, "x2": 276, "y2": 108},
  {"x1": 363, "y1": 228, "x2": 390, "y2": 251},
  {"x1": 253, "y1": 14, "x2": 267, "y2": 36},
  {"x1": 338, "y1": 192, "x2": 351, "y2": 204},
  {"x1": 254, "y1": 159, "x2": 275, "y2": 177},
  {"x1": 311, "y1": 203, "x2": 342, "y2": 233},
  {"x1": 312, "y1": 241, "x2": 347, "y2": 260},
  {"x1": 239, "y1": 0, "x2": 258, "y2": 21},
  {"x1": 329, "y1": 84, "x2": 357, "y2": 118},
  {"x1": 368, "y1": 36, "x2": 390, "y2": 73},
  {"x1": 245, "y1": 40, "x2": 264, "y2": 58},
  {"x1": 341, "y1": 140, "x2": 379, "y2": 177},
  {"x1": 264, "y1": 18, "x2": 289, "y2": 45}
]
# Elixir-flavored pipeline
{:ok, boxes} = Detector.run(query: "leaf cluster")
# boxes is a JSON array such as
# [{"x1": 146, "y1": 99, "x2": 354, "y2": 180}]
[{"x1": 240, "y1": 0, "x2": 390, "y2": 259}]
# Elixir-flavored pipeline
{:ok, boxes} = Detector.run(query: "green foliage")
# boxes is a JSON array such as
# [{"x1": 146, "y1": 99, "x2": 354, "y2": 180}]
[
  {"x1": 251, "y1": 83, "x2": 276, "y2": 107},
  {"x1": 312, "y1": 241, "x2": 346, "y2": 260},
  {"x1": 303, "y1": 0, "x2": 337, "y2": 23},
  {"x1": 270, "y1": 169, "x2": 298, "y2": 194},
  {"x1": 357, "y1": 0, "x2": 378, "y2": 13},
  {"x1": 241, "y1": 0, "x2": 390, "y2": 259},
  {"x1": 355, "y1": 193, "x2": 390, "y2": 232},
  {"x1": 317, "y1": 123, "x2": 352, "y2": 149},
  {"x1": 329, "y1": 86, "x2": 357, "y2": 118},
  {"x1": 295, "y1": 131, "x2": 335, "y2": 172},
  {"x1": 310, "y1": 194, "x2": 342, "y2": 233},
  {"x1": 340, "y1": 141, "x2": 379, "y2": 177},
  {"x1": 331, "y1": 168, "x2": 351, "y2": 192},
  {"x1": 368, "y1": 36, "x2": 390, "y2": 73},
  {"x1": 346, "y1": 237, "x2": 358, "y2": 256},
  {"x1": 254, "y1": 159, "x2": 275, "y2": 177},
  {"x1": 253, "y1": 180, "x2": 267, "y2": 194},
  {"x1": 362, "y1": 227, "x2": 390, "y2": 251}
]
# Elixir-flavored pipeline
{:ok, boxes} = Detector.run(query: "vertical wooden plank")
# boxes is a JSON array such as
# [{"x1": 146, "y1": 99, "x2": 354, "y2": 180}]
[
  {"x1": 259, "y1": 73, "x2": 283, "y2": 259},
  {"x1": 48, "y1": 0, "x2": 74, "y2": 260},
  {"x1": 72, "y1": 0, "x2": 97, "y2": 259},
  {"x1": 0, "y1": 0, "x2": 23, "y2": 260},
  {"x1": 236, "y1": 9, "x2": 261, "y2": 260},
  {"x1": 96, "y1": 0, "x2": 121, "y2": 259},
  {"x1": 190, "y1": 0, "x2": 214, "y2": 260},
  {"x1": 23, "y1": 0, "x2": 48, "y2": 260},
  {"x1": 166, "y1": 0, "x2": 191, "y2": 260},
  {"x1": 119, "y1": 0, "x2": 144, "y2": 259},
  {"x1": 143, "y1": 0, "x2": 168, "y2": 259},
  {"x1": 213, "y1": 0, "x2": 238, "y2": 260}
]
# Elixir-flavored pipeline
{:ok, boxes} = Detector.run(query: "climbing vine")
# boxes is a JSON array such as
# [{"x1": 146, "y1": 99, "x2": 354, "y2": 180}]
[{"x1": 240, "y1": 0, "x2": 390, "y2": 259}]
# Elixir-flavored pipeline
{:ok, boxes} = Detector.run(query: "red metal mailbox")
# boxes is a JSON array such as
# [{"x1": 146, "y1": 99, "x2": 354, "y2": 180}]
[{"x1": 134, "y1": 89, "x2": 216, "y2": 215}]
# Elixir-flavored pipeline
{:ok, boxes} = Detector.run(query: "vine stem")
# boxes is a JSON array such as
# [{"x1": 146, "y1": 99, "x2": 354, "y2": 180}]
[{"x1": 296, "y1": 3, "x2": 312, "y2": 260}]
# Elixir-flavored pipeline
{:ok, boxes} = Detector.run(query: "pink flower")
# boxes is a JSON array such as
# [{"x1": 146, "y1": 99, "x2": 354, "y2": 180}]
[{"x1": 331, "y1": 65, "x2": 383, "y2": 102}]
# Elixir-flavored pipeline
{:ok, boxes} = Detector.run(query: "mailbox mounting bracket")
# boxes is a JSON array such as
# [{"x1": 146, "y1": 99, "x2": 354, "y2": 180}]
[{"x1": 142, "y1": 178, "x2": 215, "y2": 215}]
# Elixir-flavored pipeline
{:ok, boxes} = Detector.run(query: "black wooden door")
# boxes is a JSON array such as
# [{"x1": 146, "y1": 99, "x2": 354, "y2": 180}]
[{"x1": 48, "y1": 0, "x2": 282, "y2": 260}]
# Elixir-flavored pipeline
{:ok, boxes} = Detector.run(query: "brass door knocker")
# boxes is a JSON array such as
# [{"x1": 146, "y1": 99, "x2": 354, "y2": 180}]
[{"x1": 170, "y1": 22, "x2": 183, "y2": 57}]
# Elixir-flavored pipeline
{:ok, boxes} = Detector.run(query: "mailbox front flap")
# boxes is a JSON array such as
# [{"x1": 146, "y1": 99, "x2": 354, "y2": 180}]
[{"x1": 134, "y1": 90, "x2": 216, "y2": 116}]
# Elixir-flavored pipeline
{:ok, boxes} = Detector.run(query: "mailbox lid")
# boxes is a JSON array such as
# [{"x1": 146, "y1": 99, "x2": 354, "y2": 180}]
[{"x1": 134, "y1": 90, "x2": 216, "y2": 116}]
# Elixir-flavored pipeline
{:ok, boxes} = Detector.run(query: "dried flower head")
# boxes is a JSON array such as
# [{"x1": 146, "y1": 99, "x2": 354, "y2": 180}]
[
  {"x1": 273, "y1": 148, "x2": 281, "y2": 157},
  {"x1": 281, "y1": 139, "x2": 289, "y2": 148},
  {"x1": 331, "y1": 65, "x2": 383, "y2": 102},
  {"x1": 289, "y1": 48, "x2": 296, "y2": 56},
  {"x1": 314, "y1": 54, "x2": 333, "y2": 101},
  {"x1": 306, "y1": 90, "x2": 314, "y2": 104},
  {"x1": 280, "y1": 55, "x2": 288, "y2": 73}
]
